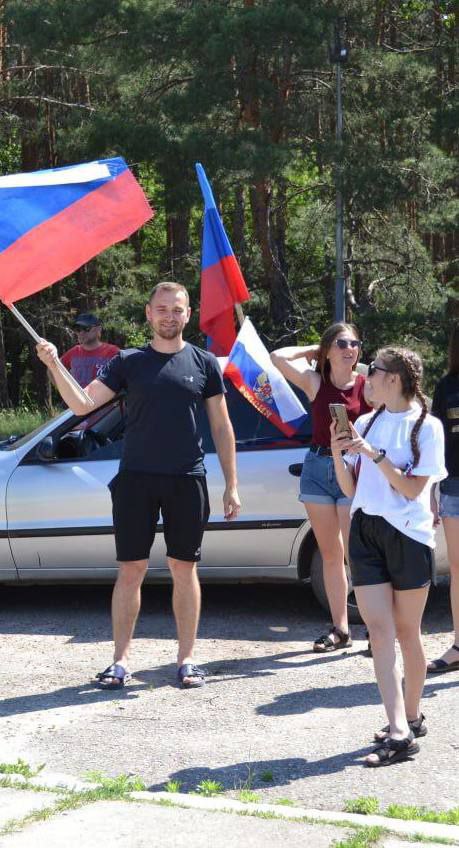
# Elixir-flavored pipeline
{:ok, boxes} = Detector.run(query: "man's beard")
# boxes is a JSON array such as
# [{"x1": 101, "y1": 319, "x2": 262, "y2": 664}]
[{"x1": 154, "y1": 322, "x2": 182, "y2": 340}]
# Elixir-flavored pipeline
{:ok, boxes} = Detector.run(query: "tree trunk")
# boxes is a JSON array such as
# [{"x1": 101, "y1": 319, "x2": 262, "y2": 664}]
[
  {"x1": 232, "y1": 184, "x2": 245, "y2": 260},
  {"x1": 165, "y1": 208, "x2": 191, "y2": 279},
  {"x1": 249, "y1": 180, "x2": 294, "y2": 335}
]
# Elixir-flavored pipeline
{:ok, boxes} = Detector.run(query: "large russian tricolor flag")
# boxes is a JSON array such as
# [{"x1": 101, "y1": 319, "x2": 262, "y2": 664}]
[
  {"x1": 224, "y1": 318, "x2": 308, "y2": 437},
  {"x1": 196, "y1": 163, "x2": 250, "y2": 356},
  {"x1": 0, "y1": 157, "x2": 153, "y2": 304}
]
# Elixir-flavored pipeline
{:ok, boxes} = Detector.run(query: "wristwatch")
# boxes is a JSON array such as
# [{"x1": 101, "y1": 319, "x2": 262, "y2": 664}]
[{"x1": 372, "y1": 448, "x2": 386, "y2": 464}]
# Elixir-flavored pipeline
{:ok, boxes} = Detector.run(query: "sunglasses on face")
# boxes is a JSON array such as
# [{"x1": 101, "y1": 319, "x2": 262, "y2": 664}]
[
  {"x1": 368, "y1": 362, "x2": 391, "y2": 377},
  {"x1": 75, "y1": 326, "x2": 92, "y2": 332},
  {"x1": 333, "y1": 338, "x2": 362, "y2": 350}
]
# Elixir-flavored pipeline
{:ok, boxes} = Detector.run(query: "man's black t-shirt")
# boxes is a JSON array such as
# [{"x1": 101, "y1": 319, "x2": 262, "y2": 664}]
[
  {"x1": 98, "y1": 343, "x2": 225, "y2": 475},
  {"x1": 431, "y1": 373, "x2": 459, "y2": 478}
]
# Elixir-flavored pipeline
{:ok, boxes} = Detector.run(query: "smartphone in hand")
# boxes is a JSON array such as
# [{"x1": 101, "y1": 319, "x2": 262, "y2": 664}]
[{"x1": 329, "y1": 403, "x2": 352, "y2": 438}]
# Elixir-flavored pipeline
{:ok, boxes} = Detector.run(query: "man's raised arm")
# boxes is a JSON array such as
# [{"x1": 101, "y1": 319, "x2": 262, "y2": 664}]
[{"x1": 36, "y1": 340, "x2": 115, "y2": 415}]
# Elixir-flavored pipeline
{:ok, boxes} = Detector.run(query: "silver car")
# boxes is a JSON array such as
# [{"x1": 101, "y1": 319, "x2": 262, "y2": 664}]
[{"x1": 0, "y1": 378, "x2": 447, "y2": 622}]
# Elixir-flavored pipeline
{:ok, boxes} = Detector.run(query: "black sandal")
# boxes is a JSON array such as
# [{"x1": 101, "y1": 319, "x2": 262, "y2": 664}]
[
  {"x1": 365, "y1": 629, "x2": 372, "y2": 658},
  {"x1": 365, "y1": 731, "x2": 419, "y2": 767},
  {"x1": 374, "y1": 713, "x2": 427, "y2": 743},
  {"x1": 427, "y1": 644, "x2": 459, "y2": 674},
  {"x1": 177, "y1": 663, "x2": 205, "y2": 688},
  {"x1": 313, "y1": 626, "x2": 352, "y2": 653},
  {"x1": 95, "y1": 663, "x2": 131, "y2": 689}
]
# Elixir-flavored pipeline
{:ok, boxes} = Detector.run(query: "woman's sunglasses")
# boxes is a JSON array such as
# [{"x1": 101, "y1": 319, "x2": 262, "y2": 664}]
[
  {"x1": 368, "y1": 362, "x2": 392, "y2": 377},
  {"x1": 333, "y1": 338, "x2": 362, "y2": 350}
]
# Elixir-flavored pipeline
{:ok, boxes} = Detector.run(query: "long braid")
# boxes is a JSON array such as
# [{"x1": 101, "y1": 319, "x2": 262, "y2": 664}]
[
  {"x1": 377, "y1": 347, "x2": 427, "y2": 468},
  {"x1": 410, "y1": 389, "x2": 428, "y2": 467}
]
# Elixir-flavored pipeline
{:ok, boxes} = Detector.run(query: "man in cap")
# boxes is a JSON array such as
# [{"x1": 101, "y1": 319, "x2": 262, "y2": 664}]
[{"x1": 61, "y1": 313, "x2": 119, "y2": 387}]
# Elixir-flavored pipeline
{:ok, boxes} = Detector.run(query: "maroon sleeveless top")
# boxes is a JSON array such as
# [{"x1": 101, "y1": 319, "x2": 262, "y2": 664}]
[{"x1": 311, "y1": 373, "x2": 371, "y2": 447}]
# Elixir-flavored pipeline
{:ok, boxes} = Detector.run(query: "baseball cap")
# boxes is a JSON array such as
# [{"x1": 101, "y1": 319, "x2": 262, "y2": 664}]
[{"x1": 74, "y1": 313, "x2": 101, "y2": 329}]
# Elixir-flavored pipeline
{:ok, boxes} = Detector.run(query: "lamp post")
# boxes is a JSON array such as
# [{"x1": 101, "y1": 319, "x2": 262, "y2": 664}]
[{"x1": 329, "y1": 20, "x2": 348, "y2": 322}]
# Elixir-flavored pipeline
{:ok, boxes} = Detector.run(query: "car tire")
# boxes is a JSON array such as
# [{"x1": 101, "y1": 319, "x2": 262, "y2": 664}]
[{"x1": 309, "y1": 547, "x2": 362, "y2": 625}]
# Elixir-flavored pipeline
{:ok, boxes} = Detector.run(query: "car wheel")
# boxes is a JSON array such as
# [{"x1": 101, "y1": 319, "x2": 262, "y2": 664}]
[{"x1": 309, "y1": 547, "x2": 362, "y2": 625}]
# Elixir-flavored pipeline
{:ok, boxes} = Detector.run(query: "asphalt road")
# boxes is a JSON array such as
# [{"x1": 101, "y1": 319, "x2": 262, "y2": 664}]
[{"x1": 1, "y1": 580, "x2": 457, "y2": 811}]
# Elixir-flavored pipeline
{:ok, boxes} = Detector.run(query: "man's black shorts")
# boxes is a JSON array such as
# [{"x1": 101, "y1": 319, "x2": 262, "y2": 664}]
[
  {"x1": 109, "y1": 471, "x2": 210, "y2": 563},
  {"x1": 349, "y1": 509, "x2": 435, "y2": 590}
]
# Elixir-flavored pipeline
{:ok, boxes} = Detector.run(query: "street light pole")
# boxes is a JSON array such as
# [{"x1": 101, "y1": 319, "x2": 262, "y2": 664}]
[{"x1": 329, "y1": 20, "x2": 348, "y2": 323}]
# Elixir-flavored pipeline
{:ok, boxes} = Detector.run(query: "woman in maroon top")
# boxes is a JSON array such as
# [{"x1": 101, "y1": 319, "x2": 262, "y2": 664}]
[{"x1": 272, "y1": 323, "x2": 371, "y2": 651}]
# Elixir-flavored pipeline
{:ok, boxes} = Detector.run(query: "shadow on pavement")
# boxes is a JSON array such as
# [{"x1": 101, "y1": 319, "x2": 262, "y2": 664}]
[{"x1": 148, "y1": 749, "x2": 368, "y2": 793}]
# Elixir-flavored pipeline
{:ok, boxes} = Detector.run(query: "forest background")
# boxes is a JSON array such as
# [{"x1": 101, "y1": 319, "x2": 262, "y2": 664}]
[{"x1": 0, "y1": 0, "x2": 457, "y2": 419}]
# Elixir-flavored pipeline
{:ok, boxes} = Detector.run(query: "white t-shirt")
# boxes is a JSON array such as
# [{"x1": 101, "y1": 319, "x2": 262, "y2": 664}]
[{"x1": 347, "y1": 406, "x2": 447, "y2": 548}]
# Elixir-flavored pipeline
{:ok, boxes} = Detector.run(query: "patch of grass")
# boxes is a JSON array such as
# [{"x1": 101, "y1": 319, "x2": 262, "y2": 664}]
[
  {"x1": 164, "y1": 779, "x2": 182, "y2": 794},
  {"x1": 0, "y1": 759, "x2": 45, "y2": 779},
  {"x1": 0, "y1": 407, "x2": 48, "y2": 440},
  {"x1": 275, "y1": 798, "x2": 296, "y2": 806},
  {"x1": 84, "y1": 771, "x2": 146, "y2": 794},
  {"x1": 238, "y1": 789, "x2": 261, "y2": 803},
  {"x1": 0, "y1": 781, "x2": 141, "y2": 837},
  {"x1": 260, "y1": 770, "x2": 274, "y2": 783},
  {"x1": 384, "y1": 803, "x2": 459, "y2": 826},
  {"x1": 331, "y1": 826, "x2": 383, "y2": 848},
  {"x1": 236, "y1": 765, "x2": 256, "y2": 791},
  {"x1": 344, "y1": 797, "x2": 380, "y2": 816},
  {"x1": 195, "y1": 779, "x2": 224, "y2": 797}
]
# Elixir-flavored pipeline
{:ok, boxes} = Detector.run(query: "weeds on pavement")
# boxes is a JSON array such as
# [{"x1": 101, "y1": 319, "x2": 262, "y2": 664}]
[
  {"x1": 195, "y1": 779, "x2": 224, "y2": 797},
  {"x1": 238, "y1": 789, "x2": 261, "y2": 803},
  {"x1": 344, "y1": 798, "x2": 380, "y2": 815},
  {"x1": 0, "y1": 759, "x2": 45, "y2": 779},
  {"x1": 164, "y1": 779, "x2": 183, "y2": 793},
  {"x1": 332, "y1": 826, "x2": 383, "y2": 848},
  {"x1": 344, "y1": 796, "x2": 459, "y2": 826}
]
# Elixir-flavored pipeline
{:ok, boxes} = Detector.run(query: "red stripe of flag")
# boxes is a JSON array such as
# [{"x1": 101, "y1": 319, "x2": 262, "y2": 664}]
[{"x1": 0, "y1": 169, "x2": 153, "y2": 304}]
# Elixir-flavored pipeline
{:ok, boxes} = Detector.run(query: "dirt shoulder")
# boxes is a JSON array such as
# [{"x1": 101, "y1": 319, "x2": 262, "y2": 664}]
[{"x1": 1, "y1": 581, "x2": 457, "y2": 811}]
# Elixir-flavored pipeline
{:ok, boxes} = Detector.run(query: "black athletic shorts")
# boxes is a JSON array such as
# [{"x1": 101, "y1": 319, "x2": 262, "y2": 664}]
[
  {"x1": 349, "y1": 509, "x2": 435, "y2": 590},
  {"x1": 109, "y1": 471, "x2": 210, "y2": 563}
]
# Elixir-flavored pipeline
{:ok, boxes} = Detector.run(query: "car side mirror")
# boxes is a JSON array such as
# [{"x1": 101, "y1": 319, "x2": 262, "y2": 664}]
[{"x1": 36, "y1": 435, "x2": 57, "y2": 462}]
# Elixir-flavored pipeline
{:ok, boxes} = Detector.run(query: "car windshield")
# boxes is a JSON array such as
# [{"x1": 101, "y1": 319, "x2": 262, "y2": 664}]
[{"x1": 199, "y1": 379, "x2": 312, "y2": 452}]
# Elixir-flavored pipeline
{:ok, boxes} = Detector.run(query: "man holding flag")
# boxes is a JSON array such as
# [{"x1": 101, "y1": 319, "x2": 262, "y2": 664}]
[{"x1": 37, "y1": 282, "x2": 241, "y2": 690}]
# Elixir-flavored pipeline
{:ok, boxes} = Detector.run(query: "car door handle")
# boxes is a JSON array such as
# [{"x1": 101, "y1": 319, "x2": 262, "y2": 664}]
[{"x1": 288, "y1": 463, "x2": 302, "y2": 477}]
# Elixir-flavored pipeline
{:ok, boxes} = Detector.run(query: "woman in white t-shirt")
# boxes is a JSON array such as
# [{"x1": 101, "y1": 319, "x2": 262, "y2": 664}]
[{"x1": 330, "y1": 347, "x2": 446, "y2": 767}]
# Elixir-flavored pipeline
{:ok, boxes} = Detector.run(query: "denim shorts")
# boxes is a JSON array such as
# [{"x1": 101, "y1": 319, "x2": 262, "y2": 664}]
[
  {"x1": 299, "y1": 450, "x2": 352, "y2": 506},
  {"x1": 439, "y1": 477, "x2": 459, "y2": 519}
]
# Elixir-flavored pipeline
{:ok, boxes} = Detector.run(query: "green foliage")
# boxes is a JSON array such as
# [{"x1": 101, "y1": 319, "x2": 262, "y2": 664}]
[
  {"x1": 0, "y1": 408, "x2": 48, "y2": 439},
  {"x1": 344, "y1": 797, "x2": 380, "y2": 816},
  {"x1": 384, "y1": 803, "x2": 459, "y2": 826},
  {"x1": 164, "y1": 779, "x2": 182, "y2": 794},
  {"x1": 331, "y1": 827, "x2": 383, "y2": 848},
  {"x1": 0, "y1": 759, "x2": 45, "y2": 779},
  {"x1": 0, "y1": 0, "x2": 456, "y2": 405},
  {"x1": 260, "y1": 770, "x2": 274, "y2": 783},
  {"x1": 194, "y1": 779, "x2": 225, "y2": 797},
  {"x1": 238, "y1": 789, "x2": 261, "y2": 803},
  {"x1": 84, "y1": 771, "x2": 146, "y2": 794}
]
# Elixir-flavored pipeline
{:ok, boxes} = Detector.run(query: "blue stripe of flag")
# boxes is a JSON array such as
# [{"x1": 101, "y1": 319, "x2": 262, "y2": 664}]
[{"x1": 0, "y1": 157, "x2": 127, "y2": 252}]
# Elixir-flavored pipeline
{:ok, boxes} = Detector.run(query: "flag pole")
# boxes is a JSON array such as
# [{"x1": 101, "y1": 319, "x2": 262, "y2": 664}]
[
  {"x1": 235, "y1": 303, "x2": 245, "y2": 329},
  {"x1": 6, "y1": 303, "x2": 95, "y2": 407}
]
